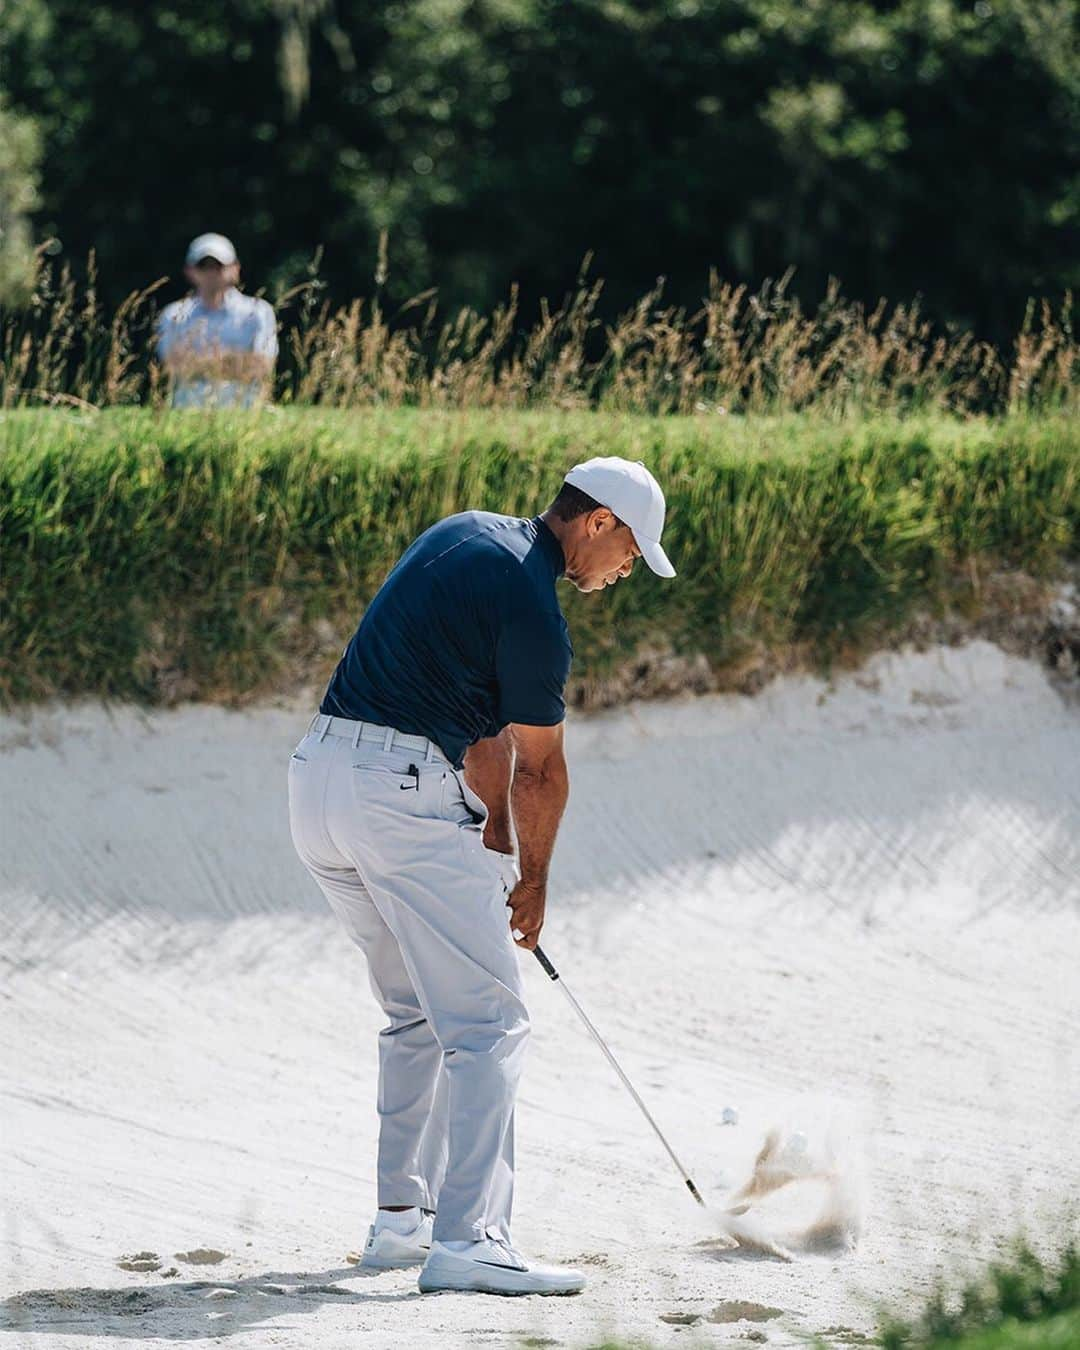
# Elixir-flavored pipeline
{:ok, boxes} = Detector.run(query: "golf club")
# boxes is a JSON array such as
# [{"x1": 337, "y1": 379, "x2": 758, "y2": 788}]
[{"x1": 533, "y1": 945, "x2": 705, "y2": 1207}]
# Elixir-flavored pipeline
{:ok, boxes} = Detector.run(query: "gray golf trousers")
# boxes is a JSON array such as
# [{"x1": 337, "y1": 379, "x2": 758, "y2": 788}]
[{"x1": 287, "y1": 713, "x2": 528, "y2": 1244}]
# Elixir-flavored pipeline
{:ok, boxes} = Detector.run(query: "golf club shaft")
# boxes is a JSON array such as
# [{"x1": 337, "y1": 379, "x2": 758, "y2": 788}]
[{"x1": 533, "y1": 945, "x2": 705, "y2": 1207}]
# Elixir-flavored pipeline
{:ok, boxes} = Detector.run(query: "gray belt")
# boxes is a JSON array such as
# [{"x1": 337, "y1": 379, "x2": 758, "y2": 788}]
[{"x1": 308, "y1": 713, "x2": 448, "y2": 764}]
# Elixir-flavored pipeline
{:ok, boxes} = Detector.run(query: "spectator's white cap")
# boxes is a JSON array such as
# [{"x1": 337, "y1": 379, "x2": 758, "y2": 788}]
[
  {"x1": 564, "y1": 456, "x2": 676, "y2": 578},
  {"x1": 185, "y1": 232, "x2": 238, "y2": 266}
]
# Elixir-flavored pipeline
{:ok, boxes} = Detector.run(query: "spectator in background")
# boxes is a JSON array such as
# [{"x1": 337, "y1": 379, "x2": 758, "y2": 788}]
[{"x1": 157, "y1": 233, "x2": 277, "y2": 408}]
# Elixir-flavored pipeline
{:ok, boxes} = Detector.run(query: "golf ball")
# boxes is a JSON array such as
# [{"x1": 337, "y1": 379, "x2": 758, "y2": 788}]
[
  {"x1": 721, "y1": 1105, "x2": 739, "y2": 1125},
  {"x1": 788, "y1": 1130, "x2": 808, "y2": 1153}
]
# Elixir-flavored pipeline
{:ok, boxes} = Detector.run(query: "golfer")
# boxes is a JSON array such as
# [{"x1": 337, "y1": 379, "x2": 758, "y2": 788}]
[
  {"x1": 288, "y1": 457, "x2": 675, "y2": 1295},
  {"x1": 156, "y1": 232, "x2": 277, "y2": 408}
]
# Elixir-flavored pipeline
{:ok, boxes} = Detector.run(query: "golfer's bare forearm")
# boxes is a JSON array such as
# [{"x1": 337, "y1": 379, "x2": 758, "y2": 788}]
[
  {"x1": 463, "y1": 729, "x2": 515, "y2": 854},
  {"x1": 510, "y1": 750, "x2": 569, "y2": 890}
]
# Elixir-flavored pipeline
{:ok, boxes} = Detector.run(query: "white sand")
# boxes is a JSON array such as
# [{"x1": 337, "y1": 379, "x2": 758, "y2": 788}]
[{"x1": 2, "y1": 641, "x2": 1078, "y2": 1348}]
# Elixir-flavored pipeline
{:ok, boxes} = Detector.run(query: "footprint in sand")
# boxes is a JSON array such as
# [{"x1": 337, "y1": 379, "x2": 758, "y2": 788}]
[
  {"x1": 661, "y1": 1301, "x2": 786, "y2": 1328},
  {"x1": 708, "y1": 1301, "x2": 785, "y2": 1324},
  {"x1": 174, "y1": 1247, "x2": 228, "y2": 1265},
  {"x1": 116, "y1": 1252, "x2": 161, "y2": 1273}
]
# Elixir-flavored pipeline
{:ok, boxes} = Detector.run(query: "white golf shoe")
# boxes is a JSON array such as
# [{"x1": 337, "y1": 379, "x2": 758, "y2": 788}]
[
  {"x1": 356, "y1": 1209, "x2": 433, "y2": 1270},
  {"x1": 418, "y1": 1236, "x2": 585, "y2": 1296}
]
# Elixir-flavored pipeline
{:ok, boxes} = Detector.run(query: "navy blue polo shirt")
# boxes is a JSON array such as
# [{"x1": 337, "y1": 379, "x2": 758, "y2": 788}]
[{"x1": 320, "y1": 512, "x2": 573, "y2": 766}]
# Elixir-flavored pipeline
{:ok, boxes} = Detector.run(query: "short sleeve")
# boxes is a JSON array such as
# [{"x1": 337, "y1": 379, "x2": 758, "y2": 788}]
[
  {"x1": 251, "y1": 300, "x2": 278, "y2": 359},
  {"x1": 495, "y1": 613, "x2": 573, "y2": 727}
]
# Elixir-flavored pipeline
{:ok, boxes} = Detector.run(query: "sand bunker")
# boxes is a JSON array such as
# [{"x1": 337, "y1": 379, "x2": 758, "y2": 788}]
[{"x1": 2, "y1": 641, "x2": 1078, "y2": 1349}]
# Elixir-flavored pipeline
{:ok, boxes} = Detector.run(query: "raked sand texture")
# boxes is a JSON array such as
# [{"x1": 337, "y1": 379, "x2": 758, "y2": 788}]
[{"x1": 2, "y1": 642, "x2": 1078, "y2": 1349}]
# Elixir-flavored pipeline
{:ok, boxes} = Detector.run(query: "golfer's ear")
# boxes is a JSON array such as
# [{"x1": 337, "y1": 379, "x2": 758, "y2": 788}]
[
  {"x1": 586, "y1": 507, "x2": 611, "y2": 537},
  {"x1": 509, "y1": 722, "x2": 565, "y2": 777}
]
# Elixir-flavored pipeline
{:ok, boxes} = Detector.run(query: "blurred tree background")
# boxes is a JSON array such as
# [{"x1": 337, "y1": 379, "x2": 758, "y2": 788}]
[{"x1": 0, "y1": 0, "x2": 1077, "y2": 341}]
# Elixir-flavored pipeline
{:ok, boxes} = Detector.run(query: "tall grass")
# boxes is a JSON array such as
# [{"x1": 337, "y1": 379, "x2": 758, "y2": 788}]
[
  {"x1": 1, "y1": 408, "x2": 1076, "y2": 706},
  {"x1": 0, "y1": 250, "x2": 1074, "y2": 416}
]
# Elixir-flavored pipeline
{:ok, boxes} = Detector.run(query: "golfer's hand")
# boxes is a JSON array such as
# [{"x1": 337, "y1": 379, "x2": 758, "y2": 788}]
[{"x1": 507, "y1": 880, "x2": 545, "y2": 950}]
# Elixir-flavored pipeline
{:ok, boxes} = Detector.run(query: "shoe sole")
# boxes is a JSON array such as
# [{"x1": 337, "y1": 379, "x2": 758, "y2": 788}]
[
  {"x1": 418, "y1": 1268, "x2": 584, "y2": 1297},
  {"x1": 359, "y1": 1253, "x2": 429, "y2": 1270}
]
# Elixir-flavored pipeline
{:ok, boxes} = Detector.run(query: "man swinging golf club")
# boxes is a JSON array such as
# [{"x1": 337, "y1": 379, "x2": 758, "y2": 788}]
[{"x1": 288, "y1": 457, "x2": 675, "y2": 1296}]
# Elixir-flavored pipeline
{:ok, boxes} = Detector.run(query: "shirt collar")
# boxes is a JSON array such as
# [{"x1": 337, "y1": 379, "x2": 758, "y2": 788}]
[
  {"x1": 533, "y1": 516, "x2": 566, "y2": 579},
  {"x1": 192, "y1": 286, "x2": 241, "y2": 314}
]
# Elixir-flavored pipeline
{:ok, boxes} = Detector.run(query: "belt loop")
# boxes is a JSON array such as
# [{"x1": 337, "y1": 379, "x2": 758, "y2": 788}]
[
  {"x1": 351, "y1": 721, "x2": 362, "y2": 748},
  {"x1": 317, "y1": 715, "x2": 330, "y2": 743},
  {"x1": 424, "y1": 739, "x2": 435, "y2": 763},
  {"x1": 308, "y1": 713, "x2": 319, "y2": 734},
  {"x1": 383, "y1": 726, "x2": 395, "y2": 752}
]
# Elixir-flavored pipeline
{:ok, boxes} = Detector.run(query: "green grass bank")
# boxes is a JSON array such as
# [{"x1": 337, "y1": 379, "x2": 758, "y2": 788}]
[{"x1": 2, "y1": 408, "x2": 1078, "y2": 706}]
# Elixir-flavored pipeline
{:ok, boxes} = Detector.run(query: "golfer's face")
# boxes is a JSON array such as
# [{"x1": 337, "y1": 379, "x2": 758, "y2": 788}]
[
  {"x1": 184, "y1": 259, "x2": 239, "y2": 293},
  {"x1": 574, "y1": 516, "x2": 640, "y2": 593}
]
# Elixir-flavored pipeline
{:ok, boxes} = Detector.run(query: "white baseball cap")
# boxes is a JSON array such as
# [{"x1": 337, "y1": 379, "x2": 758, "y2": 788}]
[
  {"x1": 185, "y1": 232, "x2": 238, "y2": 266},
  {"x1": 564, "y1": 456, "x2": 676, "y2": 578}
]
